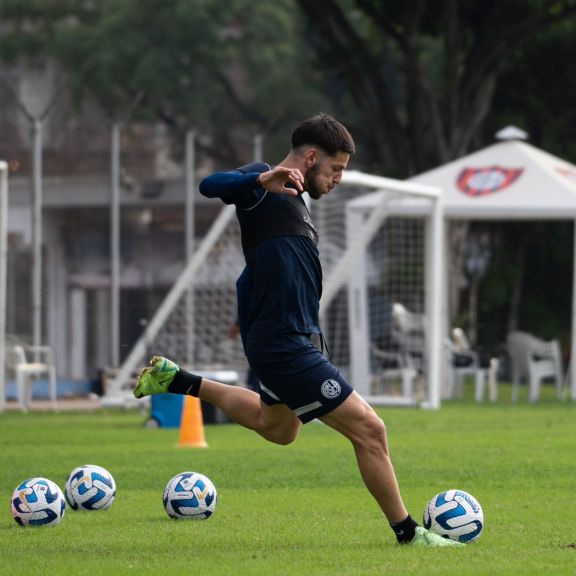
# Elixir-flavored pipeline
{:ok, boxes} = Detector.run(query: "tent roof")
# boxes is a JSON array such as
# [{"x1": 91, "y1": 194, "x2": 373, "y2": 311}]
[{"x1": 349, "y1": 140, "x2": 576, "y2": 219}]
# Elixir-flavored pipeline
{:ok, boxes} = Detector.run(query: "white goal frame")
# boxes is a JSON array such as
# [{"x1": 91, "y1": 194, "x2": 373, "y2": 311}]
[
  {"x1": 321, "y1": 170, "x2": 444, "y2": 409},
  {"x1": 0, "y1": 160, "x2": 9, "y2": 413},
  {"x1": 105, "y1": 169, "x2": 444, "y2": 409}
]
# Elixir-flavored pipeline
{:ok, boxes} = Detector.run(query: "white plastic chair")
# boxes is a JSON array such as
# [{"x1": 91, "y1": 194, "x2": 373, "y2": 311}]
[
  {"x1": 5, "y1": 344, "x2": 57, "y2": 410},
  {"x1": 445, "y1": 328, "x2": 499, "y2": 401},
  {"x1": 371, "y1": 346, "x2": 418, "y2": 398},
  {"x1": 389, "y1": 303, "x2": 426, "y2": 396},
  {"x1": 506, "y1": 331, "x2": 563, "y2": 402}
]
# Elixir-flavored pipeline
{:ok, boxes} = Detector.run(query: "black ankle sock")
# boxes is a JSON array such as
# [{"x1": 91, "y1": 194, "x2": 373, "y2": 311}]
[
  {"x1": 167, "y1": 370, "x2": 202, "y2": 397},
  {"x1": 390, "y1": 514, "x2": 419, "y2": 544}
]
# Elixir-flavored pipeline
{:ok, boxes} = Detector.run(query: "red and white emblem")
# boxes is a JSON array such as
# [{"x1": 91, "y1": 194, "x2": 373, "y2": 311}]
[
  {"x1": 556, "y1": 167, "x2": 576, "y2": 184},
  {"x1": 457, "y1": 166, "x2": 523, "y2": 196}
]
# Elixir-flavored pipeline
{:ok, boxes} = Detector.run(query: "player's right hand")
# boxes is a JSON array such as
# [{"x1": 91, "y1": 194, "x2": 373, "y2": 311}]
[{"x1": 258, "y1": 166, "x2": 303, "y2": 196}]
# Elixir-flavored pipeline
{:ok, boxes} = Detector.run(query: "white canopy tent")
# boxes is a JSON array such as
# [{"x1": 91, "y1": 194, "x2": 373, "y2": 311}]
[{"x1": 347, "y1": 137, "x2": 576, "y2": 401}]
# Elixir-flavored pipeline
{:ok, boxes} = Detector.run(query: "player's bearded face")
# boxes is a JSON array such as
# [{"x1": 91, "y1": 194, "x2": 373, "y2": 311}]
[
  {"x1": 305, "y1": 163, "x2": 323, "y2": 199},
  {"x1": 304, "y1": 151, "x2": 349, "y2": 200}
]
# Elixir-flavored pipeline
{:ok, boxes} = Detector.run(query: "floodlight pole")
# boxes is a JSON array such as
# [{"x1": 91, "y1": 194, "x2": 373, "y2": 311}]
[
  {"x1": 31, "y1": 119, "x2": 43, "y2": 354},
  {"x1": 110, "y1": 122, "x2": 121, "y2": 368},
  {"x1": 108, "y1": 93, "x2": 145, "y2": 370},
  {"x1": 0, "y1": 80, "x2": 62, "y2": 359},
  {"x1": 0, "y1": 161, "x2": 8, "y2": 413},
  {"x1": 184, "y1": 130, "x2": 196, "y2": 366}
]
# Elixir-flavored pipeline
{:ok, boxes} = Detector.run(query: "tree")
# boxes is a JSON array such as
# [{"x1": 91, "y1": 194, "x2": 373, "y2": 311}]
[
  {"x1": 60, "y1": 0, "x2": 337, "y2": 166},
  {"x1": 295, "y1": 0, "x2": 576, "y2": 175},
  {"x1": 481, "y1": 21, "x2": 576, "y2": 347},
  {"x1": 488, "y1": 17, "x2": 576, "y2": 161},
  {"x1": 0, "y1": 0, "x2": 334, "y2": 166},
  {"x1": 295, "y1": 0, "x2": 576, "y2": 353}
]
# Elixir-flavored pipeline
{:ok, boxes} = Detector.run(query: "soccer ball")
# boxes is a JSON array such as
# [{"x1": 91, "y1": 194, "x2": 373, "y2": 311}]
[
  {"x1": 10, "y1": 477, "x2": 66, "y2": 527},
  {"x1": 423, "y1": 489, "x2": 484, "y2": 543},
  {"x1": 163, "y1": 471, "x2": 217, "y2": 520},
  {"x1": 65, "y1": 464, "x2": 116, "y2": 511}
]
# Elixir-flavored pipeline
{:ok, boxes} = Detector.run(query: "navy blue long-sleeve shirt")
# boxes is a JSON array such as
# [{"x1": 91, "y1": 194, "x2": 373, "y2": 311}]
[{"x1": 199, "y1": 162, "x2": 322, "y2": 349}]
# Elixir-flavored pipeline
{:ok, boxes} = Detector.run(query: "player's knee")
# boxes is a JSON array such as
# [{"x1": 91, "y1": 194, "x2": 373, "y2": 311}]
[
  {"x1": 355, "y1": 410, "x2": 387, "y2": 451},
  {"x1": 271, "y1": 432, "x2": 298, "y2": 446},
  {"x1": 261, "y1": 422, "x2": 300, "y2": 445},
  {"x1": 265, "y1": 429, "x2": 298, "y2": 446}
]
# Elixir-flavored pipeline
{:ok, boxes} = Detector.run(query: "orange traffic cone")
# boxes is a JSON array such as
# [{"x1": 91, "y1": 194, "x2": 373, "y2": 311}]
[{"x1": 177, "y1": 395, "x2": 208, "y2": 448}]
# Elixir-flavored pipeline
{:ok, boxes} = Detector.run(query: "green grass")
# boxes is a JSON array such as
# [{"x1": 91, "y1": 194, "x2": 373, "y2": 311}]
[{"x1": 1, "y1": 392, "x2": 576, "y2": 575}]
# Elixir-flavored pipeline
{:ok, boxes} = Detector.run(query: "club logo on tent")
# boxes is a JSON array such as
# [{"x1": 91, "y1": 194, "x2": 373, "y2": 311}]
[
  {"x1": 457, "y1": 166, "x2": 524, "y2": 196},
  {"x1": 556, "y1": 167, "x2": 576, "y2": 185}
]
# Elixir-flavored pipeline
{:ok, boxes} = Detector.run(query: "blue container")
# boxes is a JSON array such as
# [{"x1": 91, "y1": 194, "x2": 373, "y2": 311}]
[
  {"x1": 148, "y1": 393, "x2": 184, "y2": 428},
  {"x1": 144, "y1": 370, "x2": 239, "y2": 428}
]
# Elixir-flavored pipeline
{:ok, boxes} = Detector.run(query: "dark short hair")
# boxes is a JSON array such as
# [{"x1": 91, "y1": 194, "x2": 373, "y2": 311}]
[{"x1": 291, "y1": 114, "x2": 355, "y2": 156}]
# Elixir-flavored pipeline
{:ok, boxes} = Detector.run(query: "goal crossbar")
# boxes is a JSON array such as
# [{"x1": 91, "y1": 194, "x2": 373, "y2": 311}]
[
  {"x1": 343, "y1": 170, "x2": 442, "y2": 198},
  {"x1": 321, "y1": 173, "x2": 439, "y2": 314}
]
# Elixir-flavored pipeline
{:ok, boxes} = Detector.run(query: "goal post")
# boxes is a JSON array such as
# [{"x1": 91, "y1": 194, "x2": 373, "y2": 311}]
[{"x1": 316, "y1": 170, "x2": 444, "y2": 409}]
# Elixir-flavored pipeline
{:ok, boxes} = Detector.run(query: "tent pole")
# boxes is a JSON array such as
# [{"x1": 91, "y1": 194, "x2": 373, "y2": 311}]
[
  {"x1": 571, "y1": 219, "x2": 576, "y2": 400},
  {"x1": 0, "y1": 162, "x2": 8, "y2": 413}
]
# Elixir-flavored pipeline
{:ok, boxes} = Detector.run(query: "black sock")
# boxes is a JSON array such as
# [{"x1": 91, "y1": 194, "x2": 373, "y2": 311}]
[
  {"x1": 167, "y1": 369, "x2": 202, "y2": 397},
  {"x1": 390, "y1": 514, "x2": 419, "y2": 544}
]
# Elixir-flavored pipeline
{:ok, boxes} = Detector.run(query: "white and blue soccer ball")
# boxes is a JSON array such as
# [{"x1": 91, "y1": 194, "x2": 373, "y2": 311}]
[
  {"x1": 423, "y1": 489, "x2": 484, "y2": 543},
  {"x1": 163, "y1": 472, "x2": 217, "y2": 520},
  {"x1": 65, "y1": 464, "x2": 116, "y2": 511},
  {"x1": 10, "y1": 477, "x2": 66, "y2": 527}
]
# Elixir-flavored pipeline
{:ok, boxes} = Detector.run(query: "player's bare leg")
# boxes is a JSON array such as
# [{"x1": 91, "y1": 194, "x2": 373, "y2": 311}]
[
  {"x1": 320, "y1": 391, "x2": 464, "y2": 546},
  {"x1": 134, "y1": 356, "x2": 300, "y2": 445},
  {"x1": 198, "y1": 377, "x2": 301, "y2": 445},
  {"x1": 319, "y1": 391, "x2": 408, "y2": 523}
]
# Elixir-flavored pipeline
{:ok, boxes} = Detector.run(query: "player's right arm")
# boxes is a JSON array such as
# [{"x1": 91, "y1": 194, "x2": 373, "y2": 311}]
[
  {"x1": 199, "y1": 165, "x2": 304, "y2": 207},
  {"x1": 199, "y1": 170, "x2": 262, "y2": 207}
]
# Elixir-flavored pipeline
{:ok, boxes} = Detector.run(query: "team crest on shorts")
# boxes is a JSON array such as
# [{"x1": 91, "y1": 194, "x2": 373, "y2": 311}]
[{"x1": 321, "y1": 379, "x2": 341, "y2": 399}]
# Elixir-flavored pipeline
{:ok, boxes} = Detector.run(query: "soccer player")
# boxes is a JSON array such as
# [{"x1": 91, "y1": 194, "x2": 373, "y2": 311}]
[{"x1": 134, "y1": 114, "x2": 462, "y2": 547}]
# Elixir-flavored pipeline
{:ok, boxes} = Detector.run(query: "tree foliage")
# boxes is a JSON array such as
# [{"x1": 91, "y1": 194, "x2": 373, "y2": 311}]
[
  {"x1": 293, "y1": 0, "x2": 576, "y2": 352},
  {"x1": 489, "y1": 17, "x2": 576, "y2": 161},
  {"x1": 0, "y1": 0, "x2": 332, "y2": 165},
  {"x1": 296, "y1": 0, "x2": 576, "y2": 175},
  {"x1": 3, "y1": 0, "x2": 576, "y2": 351}
]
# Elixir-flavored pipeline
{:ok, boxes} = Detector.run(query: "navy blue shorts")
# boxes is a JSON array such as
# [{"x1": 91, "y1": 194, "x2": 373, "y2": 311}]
[{"x1": 245, "y1": 333, "x2": 354, "y2": 424}]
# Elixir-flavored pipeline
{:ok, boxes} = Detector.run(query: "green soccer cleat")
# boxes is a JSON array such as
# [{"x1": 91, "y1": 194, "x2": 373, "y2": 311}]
[
  {"x1": 409, "y1": 527, "x2": 466, "y2": 547},
  {"x1": 133, "y1": 356, "x2": 179, "y2": 398}
]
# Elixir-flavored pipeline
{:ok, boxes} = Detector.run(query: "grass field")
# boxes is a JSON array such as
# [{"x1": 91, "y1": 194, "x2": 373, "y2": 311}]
[{"x1": 1, "y1": 388, "x2": 575, "y2": 575}]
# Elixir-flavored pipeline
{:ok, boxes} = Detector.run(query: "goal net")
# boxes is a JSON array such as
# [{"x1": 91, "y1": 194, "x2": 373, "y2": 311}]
[
  {"x1": 106, "y1": 171, "x2": 443, "y2": 409},
  {"x1": 315, "y1": 171, "x2": 443, "y2": 408}
]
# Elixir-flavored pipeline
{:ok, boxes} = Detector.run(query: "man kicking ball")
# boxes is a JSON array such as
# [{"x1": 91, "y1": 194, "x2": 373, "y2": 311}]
[{"x1": 134, "y1": 114, "x2": 463, "y2": 547}]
